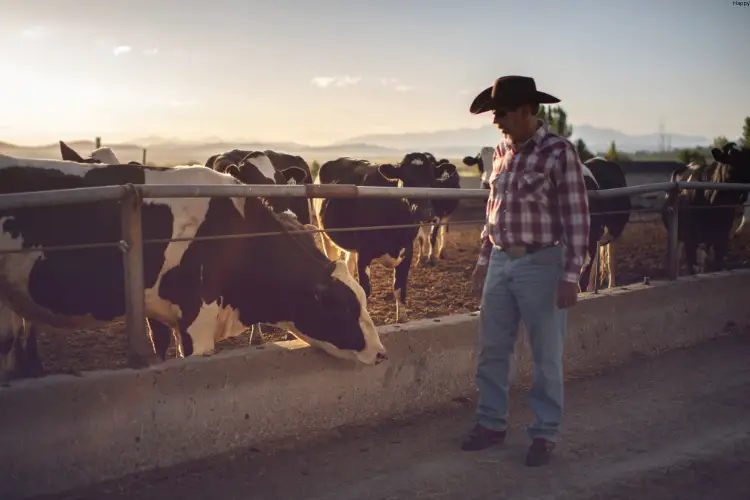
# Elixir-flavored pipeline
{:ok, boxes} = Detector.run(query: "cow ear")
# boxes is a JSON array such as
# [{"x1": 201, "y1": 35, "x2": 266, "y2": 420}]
[
  {"x1": 59, "y1": 141, "x2": 86, "y2": 163},
  {"x1": 378, "y1": 164, "x2": 401, "y2": 181},
  {"x1": 435, "y1": 162, "x2": 457, "y2": 181},
  {"x1": 205, "y1": 154, "x2": 219, "y2": 168},
  {"x1": 711, "y1": 148, "x2": 727, "y2": 164},
  {"x1": 281, "y1": 166, "x2": 307, "y2": 185},
  {"x1": 225, "y1": 164, "x2": 242, "y2": 179}
]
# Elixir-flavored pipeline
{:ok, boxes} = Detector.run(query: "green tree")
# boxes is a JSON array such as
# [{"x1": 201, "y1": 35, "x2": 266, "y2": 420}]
[
  {"x1": 712, "y1": 136, "x2": 729, "y2": 149},
  {"x1": 538, "y1": 105, "x2": 573, "y2": 138},
  {"x1": 310, "y1": 160, "x2": 321, "y2": 179},
  {"x1": 605, "y1": 140, "x2": 619, "y2": 161},
  {"x1": 742, "y1": 116, "x2": 750, "y2": 147},
  {"x1": 575, "y1": 138, "x2": 594, "y2": 162}
]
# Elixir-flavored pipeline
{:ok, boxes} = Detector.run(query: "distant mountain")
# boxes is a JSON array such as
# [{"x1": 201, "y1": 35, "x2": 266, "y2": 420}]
[
  {"x1": 0, "y1": 139, "x2": 411, "y2": 165},
  {"x1": 569, "y1": 125, "x2": 710, "y2": 153},
  {"x1": 0, "y1": 123, "x2": 712, "y2": 166},
  {"x1": 339, "y1": 124, "x2": 711, "y2": 155}
]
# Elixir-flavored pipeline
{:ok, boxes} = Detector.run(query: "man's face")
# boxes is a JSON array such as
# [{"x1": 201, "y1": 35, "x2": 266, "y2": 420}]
[{"x1": 492, "y1": 104, "x2": 530, "y2": 139}]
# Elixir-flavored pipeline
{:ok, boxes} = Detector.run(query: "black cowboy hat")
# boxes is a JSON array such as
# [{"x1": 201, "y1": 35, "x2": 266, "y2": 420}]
[{"x1": 469, "y1": 75, "x2": 560, "y2": 114}]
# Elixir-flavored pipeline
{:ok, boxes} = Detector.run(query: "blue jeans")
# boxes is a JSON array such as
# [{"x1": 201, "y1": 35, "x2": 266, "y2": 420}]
[{"x1": 475, "y1": 244, "x2": 568, "y2": 442}]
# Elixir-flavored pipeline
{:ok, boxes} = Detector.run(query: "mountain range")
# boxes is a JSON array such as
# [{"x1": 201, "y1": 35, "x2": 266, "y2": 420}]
[{"x1": 0, "y1": 124, "x2": 711, "y2": 165}]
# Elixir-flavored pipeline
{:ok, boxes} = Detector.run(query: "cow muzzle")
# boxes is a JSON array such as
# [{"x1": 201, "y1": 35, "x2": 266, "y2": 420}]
[{"x1": 411, "y1": 203, "x2": 434, "y2": 223}]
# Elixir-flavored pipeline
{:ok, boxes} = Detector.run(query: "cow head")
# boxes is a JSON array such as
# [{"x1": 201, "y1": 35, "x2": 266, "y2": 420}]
[
  {"x1": 376, "y1": 152, "x2": 436, "y2": 222},
  {"x1": 207, "y1": 150, "x2": 307, "y2": 218},
  {"x1": 435, "y1": 160, "x2": 460, "y2": 188},
  {"x1": 230, "y1": 203, "x2": 386, "y2": 365},
  {"x1": 712, "y1": 142, "x2": 750, "y2": 184},
  {"x1": 462, "y1": 147, "x2": 493, "y2": 189},
  {"x1": 286, "y1": 259, "x2": 386, "y2": 365}
]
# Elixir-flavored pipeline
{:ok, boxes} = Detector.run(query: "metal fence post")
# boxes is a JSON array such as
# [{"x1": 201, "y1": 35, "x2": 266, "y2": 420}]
[
  {"x1": 666, "y1": 188, "x2": 680, "y2": 280},
  {"x1": 119, "y1": 184, "x2": 154, "y2": 368}
]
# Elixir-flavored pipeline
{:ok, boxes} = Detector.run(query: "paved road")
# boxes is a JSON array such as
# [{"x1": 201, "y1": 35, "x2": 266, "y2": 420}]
[{"x1": 32, "y1": 334, "x2": 750, "y2": 500}]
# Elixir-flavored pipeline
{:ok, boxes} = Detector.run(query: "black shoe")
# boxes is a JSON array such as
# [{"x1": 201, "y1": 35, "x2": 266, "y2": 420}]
[
  {"x1": 460, "y1": 423, "x2": 506, "y2": 451},
  {"x1": 525, "y1": 438, "x2": 555, "y2": 466}
]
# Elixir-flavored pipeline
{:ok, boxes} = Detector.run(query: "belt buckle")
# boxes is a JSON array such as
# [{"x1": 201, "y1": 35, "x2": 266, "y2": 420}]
[{"x1": 506, "y1": 245, "x2": 527, "y2": 259}]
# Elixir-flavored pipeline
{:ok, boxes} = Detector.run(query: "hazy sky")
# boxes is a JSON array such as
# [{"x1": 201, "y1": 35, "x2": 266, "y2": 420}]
[{"x1": 1, "y1": 0, "x2": 748, "y2": 146}]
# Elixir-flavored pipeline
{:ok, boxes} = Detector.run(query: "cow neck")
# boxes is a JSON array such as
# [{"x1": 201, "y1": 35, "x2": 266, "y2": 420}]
[{"x1": 254, "y1": 201, "x2": 333, "y2": 284}]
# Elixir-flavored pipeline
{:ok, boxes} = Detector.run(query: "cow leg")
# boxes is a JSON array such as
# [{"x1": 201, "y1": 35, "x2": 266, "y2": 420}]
[
  {"x1": 249, "y1": 324, "x2": 264, "y2": 346},
  {"x1": 597, "y1": 243, "x2": 610, "y2": 288},
  {"x1": 606, "y1": 242, "x2": 617, "y2": 287},
  {"x1": 713, "y1": 239, "x2": 728, "y2": 272},
  {"x1": 345, "y1": 250, "x2": 358, "y2": 279},
  {"x1": 393, "y1": 245, "x2": 414, "y2": 323},
  {"x1": 587, "y1": 243, "x2": 599, "y2": 292},
  {"x1": 357, "y1": 257, "x2": 373, "y2": 299},
  {"x1": 578, "y1": 240, "x2": 596, "y2": 292},
  {"x1": 430, "y1": 219, "x2": 447, "y2": 264},
  {"x1": 415, "y1": 225, "x2": 430, "y2": 266},
  {"x1": 0, "y1": 306, "x2": 43, "y2": 381},
  {"x1": 684, "y1": 239, "x2": 699, "y2": 275}
]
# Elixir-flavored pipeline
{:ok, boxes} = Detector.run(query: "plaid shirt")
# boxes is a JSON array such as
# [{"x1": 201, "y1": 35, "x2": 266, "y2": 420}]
[{"x1": 477, "y1": 120, "x2": 590, "y2": 283}]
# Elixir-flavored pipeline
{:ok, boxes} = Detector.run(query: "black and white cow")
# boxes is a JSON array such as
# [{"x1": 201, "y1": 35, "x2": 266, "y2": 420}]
[
  {"x1": 204, "y1": 149, "x2": 317, "y2": 345},
  {"x1": 205, "y1": 149, "x2": 313, "y2": 225},
  {"x1": 578, "y1": 157, "x2": 631, "y2": 292},
  {"x1": 661, "y1": 142, "x2": 750, "y2": 274},
  {"x1": 415, "y1": 157, "x2": 461, "y2": 266},
  {"x1": 314, "y1": 153, "x2": 437, "y2": 322},
  {"x1": 0, "y1": 153, "x2": 387, "y2": 381},
  {"x1": 462, "y1": 146, "x2": 494, "y2": 189}
]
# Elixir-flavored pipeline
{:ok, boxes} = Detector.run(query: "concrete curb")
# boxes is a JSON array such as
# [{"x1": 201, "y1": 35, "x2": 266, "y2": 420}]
[{"x1": 2, "y1": 269, "x2": 749, "y2": 499}]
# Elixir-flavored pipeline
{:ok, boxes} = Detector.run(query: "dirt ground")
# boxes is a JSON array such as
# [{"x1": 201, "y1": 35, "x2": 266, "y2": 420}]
[{"x1": 34, "y1": 217, "x2": 750, "y2": 376}]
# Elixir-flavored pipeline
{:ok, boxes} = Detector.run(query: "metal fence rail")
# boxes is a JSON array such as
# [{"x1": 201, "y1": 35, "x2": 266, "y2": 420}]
[{"x1": 0, "y1": 180, "x2": 749, "y2": 370}]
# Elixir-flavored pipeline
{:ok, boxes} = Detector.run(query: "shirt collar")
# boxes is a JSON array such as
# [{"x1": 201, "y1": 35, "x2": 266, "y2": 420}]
[{"x1": 503, "y1": 119, "x2": 549, "y2": 153}]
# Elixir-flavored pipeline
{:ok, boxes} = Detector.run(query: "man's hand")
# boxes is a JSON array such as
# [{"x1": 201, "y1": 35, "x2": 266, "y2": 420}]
[
  {"x1": 471, "y1": 264, "x2": 488, "y2": 298},
  {"x1": 556, "y1": 280, "x2": 579, "y2": 309}
]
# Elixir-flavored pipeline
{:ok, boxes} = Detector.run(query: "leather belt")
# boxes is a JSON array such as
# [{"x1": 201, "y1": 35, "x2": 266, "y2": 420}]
[{"x1": 496, "y1": 242, "x2": 558, "y2": 259}]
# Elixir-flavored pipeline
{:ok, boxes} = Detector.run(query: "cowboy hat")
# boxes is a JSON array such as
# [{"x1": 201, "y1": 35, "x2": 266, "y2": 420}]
[{"x1": 469, "y1": 75, "x2": 560, "y2": 114}]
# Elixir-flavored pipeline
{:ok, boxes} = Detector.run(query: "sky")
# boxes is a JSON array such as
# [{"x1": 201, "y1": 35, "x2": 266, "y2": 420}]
[{"x1": 1, "y1": 0, "x2": 749, "y2": 146}]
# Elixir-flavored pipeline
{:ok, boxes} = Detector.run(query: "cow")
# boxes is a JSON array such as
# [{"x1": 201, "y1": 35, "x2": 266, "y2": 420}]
[
  {"x1": 0, "y1": 153, "x2": 387, "y2": 381},
  {"x1": 736, "y1": 204, "x2": 750, "y2": 235},
  {"x1": 415, "y1": 157, "x2": 461, "y2": 266},
  {"x1": 661, "y1": 142, "x2": 750, "y2": 274},
  {"x1": 59, "y1": 140, "x2": 142, "y2": 166},
  {"x1": 313, "y1": 153, "x2": 437, "y2": 323},
  {"x1": 462, "y1": 146, "x2": 494, "y2": 189},
  {"x1": 204, "y1": 149, "x2": 317, "y2": 345},
  {"x1": 205, "y1": 149, "x2": 314, "y2": 226},
  {"x1": 578, "y1": 157, "x2": 631, "y2": 292}
]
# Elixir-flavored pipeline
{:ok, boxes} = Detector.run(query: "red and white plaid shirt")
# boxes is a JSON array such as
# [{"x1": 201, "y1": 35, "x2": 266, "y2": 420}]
[{"x1": 477, "y1": 120, "x2": 590, "y2": 283}]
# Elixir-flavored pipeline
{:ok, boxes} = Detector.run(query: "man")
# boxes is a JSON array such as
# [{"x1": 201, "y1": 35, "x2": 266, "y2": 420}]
[{"x1": 460, "y1": 76, "x2": 590, "y2": 467}]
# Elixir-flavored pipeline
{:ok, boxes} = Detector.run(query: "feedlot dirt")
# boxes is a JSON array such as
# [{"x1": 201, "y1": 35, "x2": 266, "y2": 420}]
[{"x1": 34, "y1": 217, "x2": 750, "y2": 377}]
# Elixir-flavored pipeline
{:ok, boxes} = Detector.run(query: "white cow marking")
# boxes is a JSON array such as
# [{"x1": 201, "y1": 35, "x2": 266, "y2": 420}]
[{"x1": 244, "y1": 154, "x2": 277, "y2": 183}]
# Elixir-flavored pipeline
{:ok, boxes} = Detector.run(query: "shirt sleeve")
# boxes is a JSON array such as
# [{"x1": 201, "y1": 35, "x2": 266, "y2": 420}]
[{"x1": 551, "y1": 144, "x2": 591, "y2": 283}]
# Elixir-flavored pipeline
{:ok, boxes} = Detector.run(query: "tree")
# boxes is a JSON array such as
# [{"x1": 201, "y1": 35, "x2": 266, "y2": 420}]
[
  {"x1": 677, "y1": 148, "x2": 706, "y2": 166},
  {"x1": 310, "y1": 160, "x2": 321, "y2": 179},
  {"x1": 712, "y1": 136, "x2": 729, "y2": 149},
  {"x1": 605, "y1": 140, "x2": 619, "y2": 161},
  {"x1": 538, "y1": 105, "x2": 573, "y2": 138},
  {"x1": 742, "y1": 116, "x2": 750, "y2": 147},
  {"x1": 575, "y1": 138, "x2": 594, "y2": 162}
]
